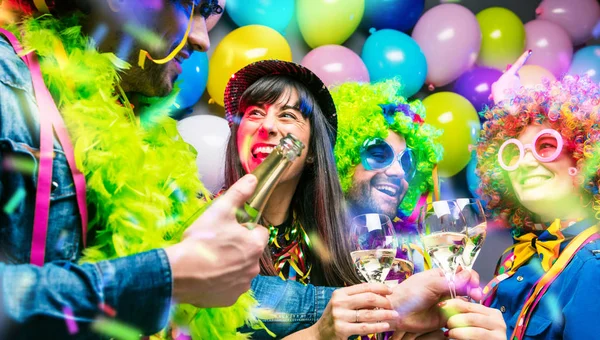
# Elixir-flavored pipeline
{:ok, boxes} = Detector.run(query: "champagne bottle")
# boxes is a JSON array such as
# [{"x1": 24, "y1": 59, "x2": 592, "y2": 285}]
[{"x1": 236, "y1": 133, "x2": 305, "y2": 224}]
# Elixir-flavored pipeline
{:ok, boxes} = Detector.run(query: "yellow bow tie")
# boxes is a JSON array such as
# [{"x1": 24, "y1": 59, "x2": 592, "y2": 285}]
[{"x1": 512, "y1": 219, "x2": 567, "y2": 272}]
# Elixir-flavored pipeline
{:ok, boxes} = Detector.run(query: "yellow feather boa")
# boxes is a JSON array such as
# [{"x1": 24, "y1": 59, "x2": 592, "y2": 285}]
[{"x1": 11, "y1": 14, "x2": 267, "y2": 339}]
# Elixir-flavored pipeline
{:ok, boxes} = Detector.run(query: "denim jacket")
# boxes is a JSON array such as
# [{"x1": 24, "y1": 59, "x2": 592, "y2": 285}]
[{"x1": 0, "y1": 33, "x2": 333, "y2": 338}]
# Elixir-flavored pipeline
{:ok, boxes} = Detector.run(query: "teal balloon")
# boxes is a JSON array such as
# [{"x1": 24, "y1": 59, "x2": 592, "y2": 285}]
[
  {"x1": 175, "y1": 51, "x2": 209, "y2": 110},
  {"x1": 361, "y1": 29, "x2": 427, "y2": 97},
  {"x1": 466, "y1": 152, "x2": 481, "y2": 199},
  {"x1": 568, "y1": 46, "x2": 600, "y2": 84},
  {"x1": 226, "y1": 0, "x2": 294, "y2": 33}
]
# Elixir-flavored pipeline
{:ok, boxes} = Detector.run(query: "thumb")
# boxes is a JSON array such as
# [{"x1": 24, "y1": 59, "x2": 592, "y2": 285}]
[
  {"x1": 248, "y1": 224, "x2": 270, "y2": 247},
  {"x1": 453, "y1": 268, "x2": 480, "y2": 297},
  {"x1": 213, "y1": 174, "x2": 257, "y2": 214}
]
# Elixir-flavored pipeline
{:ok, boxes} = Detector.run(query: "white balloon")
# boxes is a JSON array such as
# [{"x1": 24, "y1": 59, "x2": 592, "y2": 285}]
[{"x1": 177, "y1": 115, "x2": 230, "y2": 194}]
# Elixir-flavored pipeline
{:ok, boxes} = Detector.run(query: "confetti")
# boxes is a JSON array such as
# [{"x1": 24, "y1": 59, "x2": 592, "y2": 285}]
[
  {"x1": 91, "y1": 317, "x2": 140, "y2": 340},
  {"x1": 123, "y1": 22, "x2": 166, "y2": 51},
  {"x1": 3, "y1": 187, "x2": 26, "y2": 214},
  {"x1": 98, "y1": 303, "x2": 117, "y2": 318},
  {"x1": 62, "y1": 306, "x2": 79, "y2": 335},
  {"x1": 307, "y1": 231, "x2": 331, "y2": 263},
  {"x1": 2, "y1": 155, "x2": 36, "y2": 175}
]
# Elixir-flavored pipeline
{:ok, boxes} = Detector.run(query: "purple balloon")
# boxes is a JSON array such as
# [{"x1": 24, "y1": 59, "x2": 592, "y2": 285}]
[
  {"x1": 525, "y1": 20, "x2": 573, "y2": 78},
  {"x1": 453, "y1": 67, "x2": 502, "y2": 113},
  {"x1": 300, "y1": 45, "x2": 370, "y2": 86},
  {"x1": 536, "y1": 0, "x2": 600, "y2": 46},
  {"x1": 412, "y1": 4, "x2": 482, "y2": 87}
]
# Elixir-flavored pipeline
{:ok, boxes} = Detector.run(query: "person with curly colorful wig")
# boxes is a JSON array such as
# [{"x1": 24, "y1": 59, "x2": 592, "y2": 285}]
[
  {"x1": 330, "y1": 79, "x2": 443, "y2": 276},
  {"x1": 441, "y1": 52, "x2": 600, "y2": 340}
]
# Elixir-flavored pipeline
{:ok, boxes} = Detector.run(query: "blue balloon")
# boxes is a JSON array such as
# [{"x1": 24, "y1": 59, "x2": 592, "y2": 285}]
[
  {"x1": 466, "y1": 152, "x2": 481, "y2": 199},
  {"x1": 226, "y1": 0, "x2": 294, "y2": 33},
  {"x1": 174, "y1": 51, "x2": 209, "y2": 110},
  {"x1": 361, "y1": 29, "x2": 427, "y2": 97},
  {"x1": 568, "y1": 45, "x2": 600, "y2": 84},
  {"x1": 362, "y1": 0, "x2": 425, "y2": 32}
]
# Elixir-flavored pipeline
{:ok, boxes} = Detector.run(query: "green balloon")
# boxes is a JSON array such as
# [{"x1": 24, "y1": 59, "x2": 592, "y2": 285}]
[
  {"x1": 297, "y1": 0, "x2": 365, "y2": 49},
  {"x1": 423, "y1": 92, "x2": 481, "y2": 178},
  {"x1": 476, "y1": 7, "x2": 526, "y2": 70}
]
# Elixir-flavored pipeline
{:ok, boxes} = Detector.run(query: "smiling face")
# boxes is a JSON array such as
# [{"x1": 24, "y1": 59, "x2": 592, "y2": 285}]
[
  {"x1": 85, "y1": 0, "x2": 225, "y2": 97},
  {"x1": 236, "y1": 87, "x2": 311, "y2": 184},
  {"x1": 347, "y1": 130, "x2": 409, "y2": 218},
  {"x1": 507, "y1": 124, "x2": 578, "y2": 219}
]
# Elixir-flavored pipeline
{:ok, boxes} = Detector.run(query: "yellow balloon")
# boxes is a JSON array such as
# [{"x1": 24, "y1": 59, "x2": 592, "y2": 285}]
[
  {"x1": 297, "y1": 0, "x2": 364, "y2": 49},
  {"x1": 423, "y1": 92, "x2": 481, "y2": 178},
  {"x1": 206, "y1": 25, "x2": 292, "y2": 107},
  {"x1": 476, "y1": 7, "x2": 526, "y2": 70}
]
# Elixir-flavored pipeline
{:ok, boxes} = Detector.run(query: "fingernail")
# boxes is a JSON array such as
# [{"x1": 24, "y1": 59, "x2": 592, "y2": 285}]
[
  {"x1": 437, "y1": 300, "x2": 447, "y2": 308},
  {"x1": 245, "y1": 174, "x2": 257, "y2": 184},
  {"x1": 391, "y1": 311, "x2": 399, "y2": 318},
  {"x1": 443, "y1": 330, "x2": 449, "y2": 338}
]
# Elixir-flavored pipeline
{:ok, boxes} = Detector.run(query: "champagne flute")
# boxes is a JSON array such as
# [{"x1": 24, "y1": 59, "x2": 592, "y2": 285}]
[
  {"x1": 418, "y1": 201, "x2": 468, "y2": 299},
  {"x1": 350, "y1": 214, "x2": 397, "y2": 340},
  {"x1": 455, "y1": 198, "x2": 487, "y2": 270},
  {"x1": 350, "y1": 214, "x2": 397, "y2": 284}
]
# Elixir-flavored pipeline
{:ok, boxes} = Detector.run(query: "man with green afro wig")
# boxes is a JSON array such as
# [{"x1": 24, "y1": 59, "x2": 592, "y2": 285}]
[{"x1": 331, "y1": 79, "x2": 443, "y2": 229}]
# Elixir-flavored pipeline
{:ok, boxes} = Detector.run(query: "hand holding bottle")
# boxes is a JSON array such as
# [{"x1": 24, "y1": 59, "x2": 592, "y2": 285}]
[{"x1": 165, "y1": 174, "x2": 269, "y2": 308}]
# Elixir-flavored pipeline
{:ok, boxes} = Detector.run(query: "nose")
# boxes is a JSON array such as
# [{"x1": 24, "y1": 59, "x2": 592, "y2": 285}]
[
  {"x1": 258, "y1": 114, "x2": 279, "y2": 138},
  {"x1": 519, "y1": 149, "x2": 539, "y2": 169},
  {"x1": 188, "y1": 16, "x2": 210, "y2": 52},
  {"x1": 384, "y1": 158, "x2": 406, "y2": 179}
]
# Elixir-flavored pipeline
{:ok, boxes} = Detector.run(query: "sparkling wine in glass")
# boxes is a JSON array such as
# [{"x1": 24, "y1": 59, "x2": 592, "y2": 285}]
[
  {"x1": 350, "y1": 214, "x2": 397, "y2": 284},
  {"x1": 384, "y1": 235, "x2": 415, "y2": 286},
  {"x1": 456, "y1": 198, "x2": 487, "y2": 270},
  {"x1": 418, "y1": 201, "x2": 468, "y2": 298}
]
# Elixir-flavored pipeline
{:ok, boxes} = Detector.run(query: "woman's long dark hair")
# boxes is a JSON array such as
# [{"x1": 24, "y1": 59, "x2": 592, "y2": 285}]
[{"x1": 225, "y1": 75, "x2": 361, "y2": 286}]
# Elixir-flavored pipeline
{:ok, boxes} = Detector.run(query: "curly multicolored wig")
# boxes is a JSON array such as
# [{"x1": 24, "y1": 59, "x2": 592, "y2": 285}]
[
  {"x1": 476, "y1": 75, "x2": 600, "y2": 231},
  {"x1": 330, "y1": 79, "x2": 443, "y2": 216}
]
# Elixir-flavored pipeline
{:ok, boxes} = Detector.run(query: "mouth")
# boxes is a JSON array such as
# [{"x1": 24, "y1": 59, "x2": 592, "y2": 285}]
[
  {"x1": 173, "y1": 51, "x2": 190, "y2": 68},
  {"x1": 373, "y1": 183, "x2": 401, "y2": 198},
  {"x1": 251, "y1": 143, "x2": 276, "y2": 160},
  {"x1": 519, "y1": 174, "x2": 552, "y2": 188}
]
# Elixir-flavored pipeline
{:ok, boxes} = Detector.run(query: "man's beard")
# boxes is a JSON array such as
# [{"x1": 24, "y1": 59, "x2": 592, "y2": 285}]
[
  {"x1": 120, "y1": 60, "x2": 174, "y2": 97},
  {"x1": 346, "y1": 182, "x2": 401, "y2": 219}
]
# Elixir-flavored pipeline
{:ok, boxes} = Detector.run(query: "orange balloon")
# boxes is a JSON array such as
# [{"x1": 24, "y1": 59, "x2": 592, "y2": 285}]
[
  {"x1": 517, "y1": 65, "x2": 556, "y2": 88},
  {"x1": 206, "y1": 25, "x2": 292, "y2": 107}
]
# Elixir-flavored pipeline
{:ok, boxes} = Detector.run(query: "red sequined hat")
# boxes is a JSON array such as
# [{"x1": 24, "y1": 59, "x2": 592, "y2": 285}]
[{"x1": 224, "y1": 60, "x2": 337, "y2": 142}]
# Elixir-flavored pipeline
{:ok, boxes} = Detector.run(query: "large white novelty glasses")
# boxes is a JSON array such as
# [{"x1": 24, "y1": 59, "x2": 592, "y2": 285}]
[{"x1": 497, "y1": 128, "x2": 563, "y2": 172}]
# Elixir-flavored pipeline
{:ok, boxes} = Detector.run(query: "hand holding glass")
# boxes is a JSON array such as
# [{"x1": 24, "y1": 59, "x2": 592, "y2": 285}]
[{"x1": 418, "y1": 201, "x2": 468, "y2": 298}]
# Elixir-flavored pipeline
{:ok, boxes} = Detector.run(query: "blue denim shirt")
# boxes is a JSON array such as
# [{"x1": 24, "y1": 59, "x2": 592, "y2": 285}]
[
  {"x1": 490, "y1": 220, "x2": 600, "y2": 339},
  {"x1": 0, "y1": 33, "x2": 334, "y2": 338}
]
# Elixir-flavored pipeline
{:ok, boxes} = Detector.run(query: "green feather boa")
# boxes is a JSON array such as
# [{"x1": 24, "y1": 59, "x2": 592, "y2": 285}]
[{"x1": 12, "y1": 15, "x2": 267, "y2": 339}]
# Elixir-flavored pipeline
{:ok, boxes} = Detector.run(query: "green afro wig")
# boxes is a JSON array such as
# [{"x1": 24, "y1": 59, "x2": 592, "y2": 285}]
[{"x1": 331, "y1": 79, "x2": 443, "y2": 216}]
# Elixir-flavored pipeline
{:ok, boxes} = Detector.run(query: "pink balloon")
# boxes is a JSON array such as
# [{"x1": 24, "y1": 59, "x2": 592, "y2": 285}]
[
  {"x1": 412, "y1": 4, "x2": 482, "y2": 87},
  {"x1": 536, "y1": 0, "x2": 600, "y2": 46},
  {"x1": 518, "y1": 65, "x2": 556, "y2": 88},
  {"x1": 300, "y1": 45, "x2": 369, "y2": 86},
  {"x1": 525, "y1": 20, "x2": 573, "y2": 78}
]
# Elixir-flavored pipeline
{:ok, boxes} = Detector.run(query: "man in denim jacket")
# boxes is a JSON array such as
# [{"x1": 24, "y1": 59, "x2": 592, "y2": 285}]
[{"x1": 0, "y1": 1, "x2": 343, "y2": 338}]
